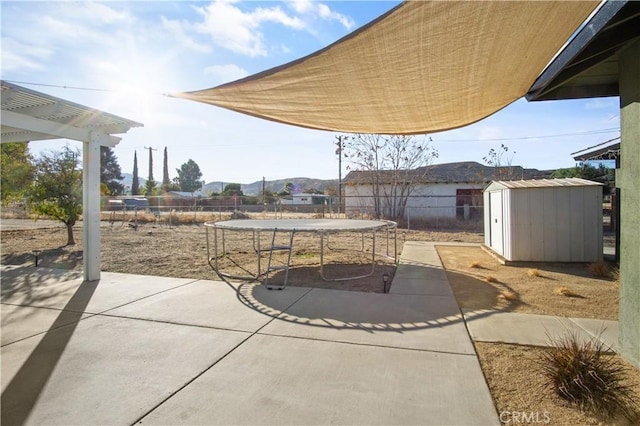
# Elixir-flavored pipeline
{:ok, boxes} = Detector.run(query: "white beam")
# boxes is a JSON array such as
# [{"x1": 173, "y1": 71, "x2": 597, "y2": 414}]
[
  {"x1": 83, "y1": 132, "x2": 102, "y2": 281},
  {"x1": 1, "y1": 110, "x2": 120, "y2": 146}
]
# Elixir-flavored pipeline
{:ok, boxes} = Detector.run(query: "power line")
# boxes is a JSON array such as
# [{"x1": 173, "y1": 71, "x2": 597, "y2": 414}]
[
  {"x1": 4, "y1": 80, "x2": 113, "y2": 93},
  {"x1": 435, "y1": 128, "x2": 619, "y2": 143}
]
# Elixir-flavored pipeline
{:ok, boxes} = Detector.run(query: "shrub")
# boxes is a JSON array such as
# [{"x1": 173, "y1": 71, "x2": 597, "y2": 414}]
[
  {"x1": 484, "y1": 275, "x2": 498, "y2": 283},
  {"x1": 539, "y1": 332, "x2": 639, "y2": 421},
  {"x1": 555, "y1": 287, "x2": 581, "y2": 298},
  {"x1": 499, "y1": 290, "x2": 518, "y2": 301},
  {"x1": 589, "y1": 261, "x2": 610, "y2": 278},
  {"x1": 469, "y1": 261, "x2": 482, "y2": 269},
  {"x1": 527, "y1": 268, "x2": 542, "y2": 278}
]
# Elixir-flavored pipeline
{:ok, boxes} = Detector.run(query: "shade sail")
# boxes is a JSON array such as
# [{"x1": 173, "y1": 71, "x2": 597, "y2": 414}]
[{"x1": 173, "y1": 1, "x2": 599, "y2": 135}]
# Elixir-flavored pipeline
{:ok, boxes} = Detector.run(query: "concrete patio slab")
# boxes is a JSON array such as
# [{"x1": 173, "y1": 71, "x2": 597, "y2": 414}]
[
  {"x1": 1, "y1": 269, "x2": 195, "y2": 313},
  {"x1": 463, "y1": 310, "x2": 618, "y2": 350},
  {"x1": 388, "y1": 277, "x2": 453, "y2": 296},
  {"x1": 260, "y1": 288, "x2": 474, "y2": 354},
  {"x1": 1, "y1": 315, "x2": 249, "y2": 425},
  {"x1": 569, "y1": 317, "x2": 619, "y2": 351},
  {"x1": 393, "y1": 264, "x2": 446, "y2": 280},
  {"x1": 140, "y1": 334, "x2": 498, "y2": 425},
  {"x1": 106, "y1": 280, "x2": 311, "y2": 332},
  {"x1": 1, "y1": 304, "x2": 91, "y2": 346}
]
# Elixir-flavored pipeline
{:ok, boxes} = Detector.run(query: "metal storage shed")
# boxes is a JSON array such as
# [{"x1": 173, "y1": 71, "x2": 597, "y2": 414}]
[{"x1": 483, "y1": 178, "x2": 603, "y2": 262}]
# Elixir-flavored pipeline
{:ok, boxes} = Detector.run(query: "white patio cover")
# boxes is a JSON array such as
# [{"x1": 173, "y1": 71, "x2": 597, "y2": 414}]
[{"x1": 173, "y1": 1, "x2": 599, "y2": 134}]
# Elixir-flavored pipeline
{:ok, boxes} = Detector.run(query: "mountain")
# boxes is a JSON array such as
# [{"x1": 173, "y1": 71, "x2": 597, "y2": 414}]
[
  {"x1": 119, "y1": 173, "x2": 146, "y2": 192},
  {"x1": 201, "y1": 177, "x2": 337, "y2": 196}
]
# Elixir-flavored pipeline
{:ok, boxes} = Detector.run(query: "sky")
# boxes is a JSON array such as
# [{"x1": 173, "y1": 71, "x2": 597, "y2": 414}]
[{"x1": 1, "y1": 0, "x2": 621, "y2": 186}]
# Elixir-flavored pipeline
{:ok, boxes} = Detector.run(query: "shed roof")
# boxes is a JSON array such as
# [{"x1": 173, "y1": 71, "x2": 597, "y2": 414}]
[{"x1": 485, "y1": 178, "x2": 603, "y2": 191}]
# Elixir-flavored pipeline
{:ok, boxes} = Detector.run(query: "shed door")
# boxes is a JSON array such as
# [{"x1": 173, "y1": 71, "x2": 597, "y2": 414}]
[{"x1": 490, "y1": 191, "x2": 504, "y2": 255}]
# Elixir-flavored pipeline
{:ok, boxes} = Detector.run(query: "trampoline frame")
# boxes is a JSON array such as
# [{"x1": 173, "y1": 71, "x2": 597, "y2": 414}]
[{"x1": 205, "y1": 219, "x2": 397, "y2": 282}]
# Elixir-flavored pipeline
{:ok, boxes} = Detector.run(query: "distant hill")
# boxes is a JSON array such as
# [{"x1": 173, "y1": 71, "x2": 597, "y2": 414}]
[
  {"x1": 120, "y1": 173, "x2": 146, "y2": 192},
  {"x1": 201, "y1": 178, "x2": 337, "y2": 196},
  {"x1": 117, "y1": 175, "x2": 336, "y2": 196}
]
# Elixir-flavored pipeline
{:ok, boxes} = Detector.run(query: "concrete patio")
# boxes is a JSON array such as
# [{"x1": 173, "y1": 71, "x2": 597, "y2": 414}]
[{"x1": 1, "y1": 241, "x2": 503, "y2": 425}]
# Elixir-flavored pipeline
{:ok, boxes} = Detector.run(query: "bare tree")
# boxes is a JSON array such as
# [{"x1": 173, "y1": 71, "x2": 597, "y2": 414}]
[
  {"x1": 342, "y1": 134, "x2": 438, "y2": 220},
  {"x1": 483, "y1": 144, "x2": 517, "y2": 180}
]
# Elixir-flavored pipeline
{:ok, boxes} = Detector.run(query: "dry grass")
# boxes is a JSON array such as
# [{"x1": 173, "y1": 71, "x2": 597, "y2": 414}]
[
  {"x1": 469, "y1": 261, "x2": 483, "y2": 269},
  {"x1": 484, "y1": 275, "x2": 498, "y2": 283},
  {"x1": 527, "y1": 268, "x2": 542, "y2": 278},
  {"x1": 556, "y1": 287, "x2": 582, "y2": 298},
  {"x1": 589, "y1": 261, "x2": 611, "y2": 278},
  {"x1": 499, "y1": 290, "x2": 519, "y2": 301}
]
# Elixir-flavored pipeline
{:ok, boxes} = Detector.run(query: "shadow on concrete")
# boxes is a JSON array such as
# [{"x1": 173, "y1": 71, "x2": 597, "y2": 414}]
[{"x1": 1, "y1": 278, "x2": 97, "y2": 425}]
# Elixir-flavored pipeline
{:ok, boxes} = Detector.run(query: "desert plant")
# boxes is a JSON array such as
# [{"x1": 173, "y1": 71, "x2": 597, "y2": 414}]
[
  {"x1": 589, "y1": 261, "x2": 610, "y2": 278},
  {"x1": 539, "y1": 332, "x2": 639, "y2": 421},
  {"x1": 499, "y1": 290, "x2": 518, "y2": 301},
  {"x1": 527, "y1": 268, "x2": 542, "y2": 278},
  {"x1": 555, "y1": 287, "x2": 581, "y2": 298}
]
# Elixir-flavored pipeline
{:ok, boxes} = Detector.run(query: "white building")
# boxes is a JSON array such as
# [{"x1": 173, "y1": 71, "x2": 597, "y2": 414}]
[{"x1": 344, "y1": 161, "x2": 548, "y2": 220}]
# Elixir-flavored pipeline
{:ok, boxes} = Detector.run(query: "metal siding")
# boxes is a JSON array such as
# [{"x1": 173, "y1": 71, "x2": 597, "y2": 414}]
[
  {"x1": 483, "y1": 191, "x2": 491, "y2": 246},
  {"x1": 489, "y1": 190, "x2": 505, "y2": 255},
  {"x1": 570, "y1": 187, "x2": 586, "y2": 261},
  {"x1": 503, "y1": 189, "x2": 511, "y2": 259},
  {"x1": 529, "y1": 188, "x2": 546, "y2": 260},
  {"x1": 555, "y1": 188, "x2": 572, "y2": 261},
  {"x1": 542, "y1": 188, "x2": 557, "y2": 261}
]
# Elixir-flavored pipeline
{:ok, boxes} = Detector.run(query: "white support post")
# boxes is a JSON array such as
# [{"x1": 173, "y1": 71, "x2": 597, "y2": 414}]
[{"x1": 83, "y1": 132, "x2": 103, "y2": 281}]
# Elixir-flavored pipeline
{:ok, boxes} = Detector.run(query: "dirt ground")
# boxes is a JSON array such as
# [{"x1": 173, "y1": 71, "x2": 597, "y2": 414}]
[
  {"x1": 436, "y1": 245, "x2": 619, "y2": 320},
  {"x1": 0, "y1": 221, "x2": 482, "y2": 293},
  {"x1": 2, "y1": 219, "x2": 637, "y2": 424}
]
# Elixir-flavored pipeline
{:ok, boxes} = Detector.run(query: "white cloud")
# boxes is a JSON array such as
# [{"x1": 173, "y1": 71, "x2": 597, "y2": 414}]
[
  {"x1": 161, "y1": 16, "x2": 212, "y2": 53},
  {"x1": 62, "y1": 2, "x2": 134, "y2": 25},
  {"x1": 585, "y1": 99, "x2": 617, "y2": 110},
  {"x1": 193, "y1": 0, "x2": 305, "y2": 57},
  {"x1": 288, "y1": 0, "x2": 355, "y2": 30},
  {"x1": 204, "y1": 64, "x2": 249, "y2": 84},
  {"x1": 1, "y1": 38, "x2": 52, "y2": 72}
]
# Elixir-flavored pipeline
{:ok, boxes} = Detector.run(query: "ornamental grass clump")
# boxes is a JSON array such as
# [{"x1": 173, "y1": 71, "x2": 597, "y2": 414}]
[{"x1": 539, "y1": 332, "x2": 639, "y2": 421}]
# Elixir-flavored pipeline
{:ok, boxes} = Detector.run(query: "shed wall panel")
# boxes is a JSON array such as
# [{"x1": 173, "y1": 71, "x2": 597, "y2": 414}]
[
  {"x1": 569, "y1": 188, "x2": 586, "y2": 261},
  {"x1": 528, "y1": 188, "x2": 546, "y2": 260},
  {"x1": 483, "y1": 191, "x2": 491, "y2": 246},
  {"x1": 555, "y1": 188, "x2": 572, "y2": 261},
  {"x1": 503, "y1": 189, "x2": 512, "y2": 259},
  {"x1": 543, "y1": 188, "x2": 557, "y2": 260}
]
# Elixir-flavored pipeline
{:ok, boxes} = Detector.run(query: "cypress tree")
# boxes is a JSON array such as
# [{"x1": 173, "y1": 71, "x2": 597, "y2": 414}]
[{"x1": 131, "y1": 151, "x2": 140, "y2": 195}]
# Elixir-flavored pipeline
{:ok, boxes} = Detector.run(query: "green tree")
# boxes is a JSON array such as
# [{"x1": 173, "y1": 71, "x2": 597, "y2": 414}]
[
  {"x1": 100, "y1": 146, "x2": 124, "y2": 196},
  {"x1": 221, "y1": 183, "x2": 243, "y2": 196},
  {"x1": 131, "y1": 151, "x2": 140, "y2": 195},
  {"x1": 1, "y1": 142, "x2": 34, "y2": 204},
  {"x1": 28, "y1": 146, "x2": 82, "y2": 245},
  {"x1": 143, "y1": 179, "x2": 157, "y2": 196},
  {"x1": 278, "y1": 182, "x2": 295, "y2": 196},
  {"x1": 161, "y1": 146, "x2": 171, "y2": 192},
  {"x1": 175, "y1": 159, "x2": 204, "y2": 192}
]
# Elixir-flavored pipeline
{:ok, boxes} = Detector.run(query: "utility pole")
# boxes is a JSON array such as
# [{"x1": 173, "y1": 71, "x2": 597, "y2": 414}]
[
  {"x1": 335, "y1": 135, "x2": 343, "y2": 214},
  {"x1": 144, "y1": 146, "x2": 157, "y2": 181},
  {"x1": 262, "y1": 176, "x2": 266, "y2": 205}
]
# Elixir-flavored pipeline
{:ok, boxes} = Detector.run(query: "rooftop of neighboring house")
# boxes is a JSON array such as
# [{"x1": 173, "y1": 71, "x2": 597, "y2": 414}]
[{"x1": 343, "y1": 161, "x2": 551, "y2": 184}]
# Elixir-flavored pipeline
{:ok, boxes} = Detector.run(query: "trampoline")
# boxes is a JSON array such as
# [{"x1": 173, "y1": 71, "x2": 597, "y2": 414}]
[{"x1": 205, "y1": 219, "x2": 397, "y2": 287}]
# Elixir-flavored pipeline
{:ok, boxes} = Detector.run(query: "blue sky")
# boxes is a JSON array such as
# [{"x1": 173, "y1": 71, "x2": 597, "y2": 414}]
[{"x1": 2, "y1": 1, "x2": 620, "y2": 185}]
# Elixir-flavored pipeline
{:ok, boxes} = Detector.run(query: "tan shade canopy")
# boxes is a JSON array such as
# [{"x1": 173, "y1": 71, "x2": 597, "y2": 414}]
[{"x1": 173, "y1": 1, "x2": 599, "y2": 135}]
